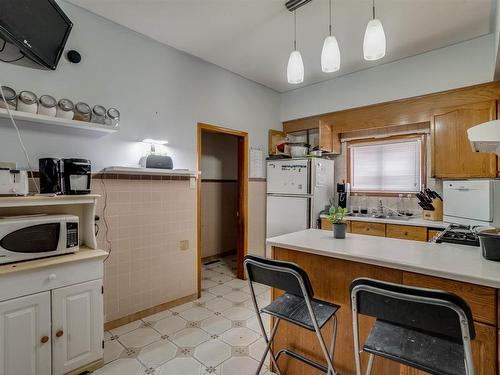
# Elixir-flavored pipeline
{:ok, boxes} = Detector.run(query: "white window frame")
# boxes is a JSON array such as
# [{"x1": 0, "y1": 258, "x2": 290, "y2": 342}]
[{"x1": 348, "y1": 135, "x2": 425, "y2": 194}]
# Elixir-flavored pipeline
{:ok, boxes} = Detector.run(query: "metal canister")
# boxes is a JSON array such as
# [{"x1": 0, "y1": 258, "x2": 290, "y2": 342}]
[
  {"x1": 0, "y1": 86, "x2": 17, "y2": 110},
  {"x1": 91, "y1": 105, "x2": 106, "y2": 124},
  {"x1": 56, "y1": 98, "x2": 75, "y2": 119},
  {"x1": 73, "y1": 102, "x2": 91, "y2": 122},
  {"x1": 17, "y1": 91, "x2": 38, "y2": 114},
  {"x1": 38, "y1": 95, "x2": 57, "y2": 117},
  {"x1": 105, "y1": 107, "x2": 120, "y2": 128}
]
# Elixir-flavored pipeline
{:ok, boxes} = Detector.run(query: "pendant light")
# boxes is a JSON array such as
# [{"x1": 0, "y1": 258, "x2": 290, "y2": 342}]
[
  {"x1": 287, "y1": 10, "x2": 304, "y2": 84},
  {"x1": 363, "y1": 0, "x2": 386, "y2": 61},
  {"x1": 321, "y1": 0, "x2": 340, "y2": 73}
]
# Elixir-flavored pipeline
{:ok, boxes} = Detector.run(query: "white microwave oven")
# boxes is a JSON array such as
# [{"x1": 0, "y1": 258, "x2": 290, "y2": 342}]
[
  {"x1": 0, "y1": 214, "x2": 79, "y2": 264},
  {"x1": 443, "y1": 180, "x2": 500, "y2": 227}
]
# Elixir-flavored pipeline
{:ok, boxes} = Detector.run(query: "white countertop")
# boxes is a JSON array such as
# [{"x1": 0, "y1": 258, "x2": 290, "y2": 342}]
[
  {"x1": 320, "y1": 214, "x2": 447, "y2": 229},
  {"x1": 267, "y1": 229, "x2": 500, "y2": 288}
]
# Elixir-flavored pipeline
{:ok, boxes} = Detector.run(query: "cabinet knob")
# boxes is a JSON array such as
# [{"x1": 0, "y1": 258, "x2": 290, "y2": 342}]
[
  {"x1": 404, "y1": 232, "x2": 409, "y2": 236},
  {"x1": 56, "y1": 330, "x2": 64, "y2": 338},
  {"x1": 41, "y1": 336, "x2": 49, "y2": 344},
  {"x1": 48, "y1": 274, "x2": 57, "y2": 281}
]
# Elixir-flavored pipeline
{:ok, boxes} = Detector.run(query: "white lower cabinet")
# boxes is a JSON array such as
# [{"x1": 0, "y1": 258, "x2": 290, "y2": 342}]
[
  {"x1": 0, "y1": 292, "x2": 52, "y2": 375},
  {"x1": 52, "y1": 280, "x2": 103, "y2": 375},
  {"x1": 0, "y1": 279, "x2": 103, "y2": 375}
]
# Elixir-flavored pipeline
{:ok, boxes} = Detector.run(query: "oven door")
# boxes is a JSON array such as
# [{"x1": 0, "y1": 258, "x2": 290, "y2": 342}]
[{"x1": 0, "y1": 223, "x2": 63, "y2": 262}]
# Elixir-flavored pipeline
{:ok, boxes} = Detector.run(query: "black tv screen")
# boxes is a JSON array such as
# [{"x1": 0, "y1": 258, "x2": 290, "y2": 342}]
[{"x1": 0, "y1": 0, "x2": 73, "y2": 70}]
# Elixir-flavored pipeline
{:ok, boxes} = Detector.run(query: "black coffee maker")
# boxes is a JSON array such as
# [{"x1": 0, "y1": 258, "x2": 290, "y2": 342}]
[
  {"x1": 337, "y1": 181, "x2": 350, "y2": 210},
  {"x1": 39, "y1": 158, "x2": 91, "y2": 195}
]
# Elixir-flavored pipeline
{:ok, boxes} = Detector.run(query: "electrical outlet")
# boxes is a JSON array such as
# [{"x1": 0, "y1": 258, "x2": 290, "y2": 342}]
[{"x1": 180, "y1": 240, "x2": 189, "y2": 251}]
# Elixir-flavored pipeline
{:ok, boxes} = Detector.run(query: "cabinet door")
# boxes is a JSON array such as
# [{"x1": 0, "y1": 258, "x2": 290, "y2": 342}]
[
  {"x1": 386, "y1": 224, "x2": 427, "y2": 242},
  {"x1": 351, "y1": 221, "x2": 386, "y2": 237},
  {"x1": 431, "y1": 101, "x2": 497, "y2": 178},
  {"x1": 52, "y1": 279, "x2": 103, "y2": 375},
  {"x1": 0, "y1": 292, "x2": 51, "y2": 375}
]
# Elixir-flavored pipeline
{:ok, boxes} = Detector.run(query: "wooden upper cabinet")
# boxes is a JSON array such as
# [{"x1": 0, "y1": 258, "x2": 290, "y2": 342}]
[{"x1": 431, "y1": 101, "x2": 497, "y2": 178}]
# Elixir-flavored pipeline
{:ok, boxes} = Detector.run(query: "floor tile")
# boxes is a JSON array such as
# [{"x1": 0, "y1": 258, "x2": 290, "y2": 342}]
[
  {"x1": 110, "y1": 320, "x2": 142, "y2": 337},
  {"x1": 224, "y1": 291, "x2": 250, "y2": 303},
  {"x1": 104, "y1": 331, "x2": 113, "y2": 341},
  {"x1": 249, "y1": 338, "x2": 270, "y2": 363},
  {"x1": 194, "y1": 339, "x2": 231, "y2": 367},
  {"x1": 201, "y1": 279, "x2": 218, "y2": 289},
  {"x1": 222, "y1": 327, "x2": 260, "y2": 347},
  {"x1": 142, "y1": 309, "x2": 172, "y2": 323},
  {"x1": 104, "y1": 340, "x2": 125, "y2": 364},
  {"x1": 196, "y1": 292, "x2": 217, "y2": 304},
  {"x1": 209, "y1": 273, "x2": 234, "y2": 283},
  {"x1": 200, "y1": 316, "x2": 232, "y2": 335},
  {"x1": 153, "y1": 315, "x2": 187, "y2": 335},
  {"x1": 222, "y1": 306, "x2": 254, "y2": 321},
  {"x1": 171, "y1": 327, "x2": 210, "y2": 347},
  {"x1": 157, "y1": 358, "x2": 202, "y2": 375},
  {"x1": 93, "y1": 359, "x2": 144, "y2": 375},
  {"x1": 204, "y1": 297, "x2": 233, "y2": 313},
  {"x1": 137, "y1": 340, "x2": 177, "y2": 368},
  {"x1": 179, "y1": 306, "x2": 214, "y2": 322},
  {"x1": 220, "y1": 357, "x2": 260, "y2": 375},
  {"x1": 170, "y1": 301, "x2": 194, "y2": 313},
  {"x1": 118, "y1": 327, "x2": 161, "y2": 348},
  {"x1": 224, "y1": 278, "x2": 247, "y2": 289},
  {"x1": 246, "y1": 314, "x2": 271, "y2": 334},
  {"x1": 208, "y1": 285, "x2": 233, "y2": 296}
]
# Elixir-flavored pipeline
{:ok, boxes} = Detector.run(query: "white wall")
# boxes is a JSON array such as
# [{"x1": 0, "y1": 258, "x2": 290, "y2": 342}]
[
  {"x1": 281, "y1": 34, "x2": 496, "y2": 121},
  {"x1": 0, "y1": 1, "x2": 280, "y2": 173},
  {"x1": 201, "y1": 132, "x2": 238, "y2": 180}
]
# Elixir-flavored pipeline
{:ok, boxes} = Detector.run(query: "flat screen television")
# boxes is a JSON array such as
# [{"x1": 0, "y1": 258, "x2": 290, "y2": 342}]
[{"x1": 0, "y1": 0, "x2": 73, "y2": 70}]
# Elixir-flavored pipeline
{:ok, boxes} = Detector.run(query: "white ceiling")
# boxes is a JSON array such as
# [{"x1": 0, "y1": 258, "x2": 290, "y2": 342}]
[{"x1": 67, "y1": 0, "x2": 493, "y2": 92}]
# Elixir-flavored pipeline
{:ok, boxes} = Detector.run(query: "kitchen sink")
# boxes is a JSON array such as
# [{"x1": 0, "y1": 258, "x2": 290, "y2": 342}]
[{"x1": 346, "y1": 213, "x2": 411, "y2": 221}]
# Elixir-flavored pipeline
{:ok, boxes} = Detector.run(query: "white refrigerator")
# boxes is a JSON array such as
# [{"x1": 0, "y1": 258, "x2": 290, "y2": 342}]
[{"x1": 266, "y1": 158, "x2": 335, "y2": 240}]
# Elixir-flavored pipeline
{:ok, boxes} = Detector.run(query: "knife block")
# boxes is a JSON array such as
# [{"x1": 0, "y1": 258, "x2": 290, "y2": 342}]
[{"x1": 423, "y1": 198, "x2": 443, "y2": 221}]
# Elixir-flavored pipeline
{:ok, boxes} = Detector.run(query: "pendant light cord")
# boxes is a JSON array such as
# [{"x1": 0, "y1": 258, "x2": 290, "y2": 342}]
[
  {"x1": 329, "y1": 0, "x2": 332, "y2": 36},
  {"x1": 372, "y1": 0, "x2": 376, "y2": 19},
  {"x1": 293, "y1": 10, "x2": 297, "y2": 50}
]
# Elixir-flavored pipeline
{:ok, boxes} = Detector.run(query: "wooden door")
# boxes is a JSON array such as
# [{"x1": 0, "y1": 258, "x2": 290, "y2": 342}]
[
  {"x1": 431, "y1": 101, "x2": 497, "y2": 178},
  {"x1": 52, "y1": 280, "x2": 103, "y2": 375},
  {"x1": 0, "y1": 292, "x2": 51, "y2": 375}
]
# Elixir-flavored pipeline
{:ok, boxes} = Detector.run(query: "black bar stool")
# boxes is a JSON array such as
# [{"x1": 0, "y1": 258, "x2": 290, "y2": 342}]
[
  {"x1": 350, "y1": 278, "x2": 475, "y2": 375},
  {"x1": 244, "y1": 255, "x2": 340, "y2": 375}
]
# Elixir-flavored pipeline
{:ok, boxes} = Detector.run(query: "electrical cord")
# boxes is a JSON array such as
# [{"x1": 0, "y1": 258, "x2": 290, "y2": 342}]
[
  {"x1": 0, "y1": 52, "x2": 24, "y2": 63},
  {"x1": 0, "y1": 84, "x2": 40, "y2": 193},
  {"x1": 0, "y1": 39, "x2": 6, "y2": 52},
  {"x1": 100, "y1": 177, "x2": 112, "y2": 262}
]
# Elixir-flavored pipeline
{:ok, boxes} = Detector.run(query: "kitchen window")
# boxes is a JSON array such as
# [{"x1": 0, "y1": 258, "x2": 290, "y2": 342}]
[{"x1": 348, "y1": 135, "x2": 425, "y2": 194}]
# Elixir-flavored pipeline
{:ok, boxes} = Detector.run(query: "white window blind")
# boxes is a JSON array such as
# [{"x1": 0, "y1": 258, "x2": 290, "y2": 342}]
[{"x1": 349, "y1": 138, "x2": 422, "y2": 193}]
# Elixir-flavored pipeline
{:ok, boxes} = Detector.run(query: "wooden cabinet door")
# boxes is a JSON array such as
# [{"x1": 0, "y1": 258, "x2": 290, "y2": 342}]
[
  {"x1": 431, "y1": 101, "x2": 497, "y2": 178},
  {"x1": 386, "y1": 224, "x2": 427, "y2": 242},
  {"x1": 52, "y1": 279, "x2": 103, "y2": 375},
  {"x1": 0, "y1": 292, "x2": 51, "y2": 375},
  {"x1": 400, "y1": 322, "x2": 497, "y2": 375},
  {"x1": 351, "y1": 221, "x2": 386, "y2": 237}
]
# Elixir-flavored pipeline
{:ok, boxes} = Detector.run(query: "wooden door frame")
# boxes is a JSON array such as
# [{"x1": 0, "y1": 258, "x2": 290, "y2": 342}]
[{"x1": 197, "y1": 123, "x2": 249, "y2": 297}]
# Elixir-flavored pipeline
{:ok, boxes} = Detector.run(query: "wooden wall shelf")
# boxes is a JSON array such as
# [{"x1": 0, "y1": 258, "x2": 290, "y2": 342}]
[{"x1": 0, "y1": 108, "x2": 118, "y2": 137}]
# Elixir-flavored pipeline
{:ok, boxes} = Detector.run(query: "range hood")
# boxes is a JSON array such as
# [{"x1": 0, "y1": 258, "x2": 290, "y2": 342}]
[{"x1": 467, "y1": 120, "x2": 500, "y2": 155}]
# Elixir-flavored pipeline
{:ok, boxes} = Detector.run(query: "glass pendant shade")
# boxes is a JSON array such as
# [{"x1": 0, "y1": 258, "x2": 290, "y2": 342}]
[
  {"x1": 287, "y1": 50, "x2": 304, "y2": 84},
  {"x1": 321, "y1": 35, "x2": 341, "y2": 73},
  {"x1": 363, "y1": 18, "x2": 386, "y2": 61}
]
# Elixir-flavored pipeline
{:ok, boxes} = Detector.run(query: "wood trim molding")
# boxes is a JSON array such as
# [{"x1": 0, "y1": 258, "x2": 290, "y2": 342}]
[
  {"x1": 283, "y1": 81, "x2": 500, "y2": 134},
  {"x1": 201, "y1": 179, "x2": 238, "y2": 183},
  {"x1": 104, "y1": 293, "x2": 198, "y2": 331},
  {"x1": 249, "y1": 178, "x2": 266, "y2": 182}
]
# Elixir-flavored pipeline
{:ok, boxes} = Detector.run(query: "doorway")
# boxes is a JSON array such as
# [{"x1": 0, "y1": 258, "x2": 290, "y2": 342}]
[{"x1": 197, "y1": 123, "x2": 248, "y2": 297}]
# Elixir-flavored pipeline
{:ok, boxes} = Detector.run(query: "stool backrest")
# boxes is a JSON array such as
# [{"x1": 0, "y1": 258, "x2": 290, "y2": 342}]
[
  {"x1": 351, "y1": 278, "x2": 475, "y2": 342},
  {"x1": 244, "y1": 255, "x2": 314, "y2": 298}
]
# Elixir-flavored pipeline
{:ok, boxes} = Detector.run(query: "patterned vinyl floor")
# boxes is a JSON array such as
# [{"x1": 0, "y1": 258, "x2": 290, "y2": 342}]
[{"x1": 93, "y1": 254, "x2": 276, "y2": 375}]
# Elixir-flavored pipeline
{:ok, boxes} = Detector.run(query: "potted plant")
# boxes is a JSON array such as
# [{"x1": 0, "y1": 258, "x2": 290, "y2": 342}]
[{"x1": 328, "y1": 206, "x2": 347, "y2": 239}]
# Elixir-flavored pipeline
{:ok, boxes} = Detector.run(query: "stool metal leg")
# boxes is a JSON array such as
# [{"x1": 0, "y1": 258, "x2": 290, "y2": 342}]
[
  {"x1": 247, "y1": 279, "x2": 283, "y2": 375},
  {"x1": 366, "y1": 354, "x2": 374, "y2": 375},
  {"x1": 327, "y1": 315, "x2": 338, "y2": 375},
  {"x1": 352, "y1": 297, "x2": 363, "y2": 375}
]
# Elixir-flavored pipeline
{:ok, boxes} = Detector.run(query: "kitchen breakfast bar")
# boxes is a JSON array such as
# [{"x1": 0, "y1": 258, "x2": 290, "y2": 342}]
[{"x1": 266, "y1": 229, "x2": 500, "y2": 375}]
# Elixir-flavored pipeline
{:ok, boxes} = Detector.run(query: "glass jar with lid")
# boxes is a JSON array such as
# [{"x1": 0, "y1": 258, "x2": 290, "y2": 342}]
[
  {"x1": 56, "y1": 98, "x2": 74, "y2": 119},
  {"x1": 73, "y1": 102, "x2": 91, "y2": 122},
  {"x1": 17, "y1": 91, "x2": 38, "y2": 114},
  {"x1": 91, "y1": 105, "x2": 106, "y2": 124},
  {"x1": 0, "y1": 86, "x2": 17, "y2": 110},
  {"x1": 38, "y1": 95, "x2": 57, "y2": 117},
  {"x1": 105, "y1": 107, "x2": 120, "y2": 128}
]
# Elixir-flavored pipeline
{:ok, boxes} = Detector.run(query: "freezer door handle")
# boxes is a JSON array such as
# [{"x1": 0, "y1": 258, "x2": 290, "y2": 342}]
[{"x1": 267, "y1": 193, "x2": 314, "y2": 198}]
